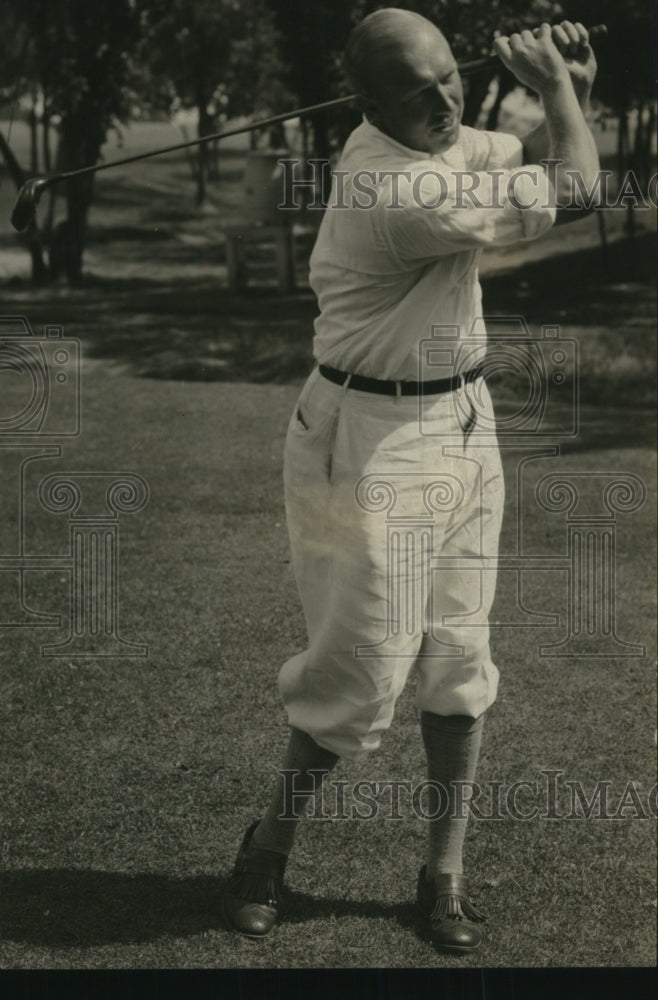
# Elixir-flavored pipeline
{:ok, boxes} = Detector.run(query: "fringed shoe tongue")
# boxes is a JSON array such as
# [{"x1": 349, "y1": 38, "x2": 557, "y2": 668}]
[
  {"x1": 229, "y1": 870, "x2": 284, "y2": 908},
  {"x1": 431, "y1": 873, "x2": 486, "y2": 923},
  {"x1": 222, "y1": 821, "x2": 288, "y2": 937},
  {"x1": 416, "y1": 868, "x2": 485, "y2": 952},
  {"x1": 431, "y1": 891, "x2": 486, "y2": 923}
]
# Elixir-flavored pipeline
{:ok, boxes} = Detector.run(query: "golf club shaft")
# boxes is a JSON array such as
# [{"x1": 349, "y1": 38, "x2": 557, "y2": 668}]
[
  {"x1": 19, "y1": 25, "x2": 608, "y2": 188},
  {"x1": 28, "y1": 58, "x2": 500, "y2": 190},
  {"x1": 11, "y1": 22, "x2": 607, "y2": 231}
]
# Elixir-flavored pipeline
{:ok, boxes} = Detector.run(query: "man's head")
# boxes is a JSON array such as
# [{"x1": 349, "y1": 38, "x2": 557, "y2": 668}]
[{"x1": 345, "y1": 7, "x2": 464, "y2": 154}]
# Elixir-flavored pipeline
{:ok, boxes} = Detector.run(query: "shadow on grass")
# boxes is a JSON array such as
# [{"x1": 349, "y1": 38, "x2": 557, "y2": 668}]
[
  {"x1": 489, "y1": 397, "x2": 658, "y2": 453},
  {"x1": 481, "y1": 229, "x2": 656, "y2": 326},
  {"x1": 2, "y1": 231, "x2": 655, "y2": 393},
  {"x1": 0, "y1": 869, "x2": 421, "y2": 947},
  {"x1": 82, "y1": 225, "x2": 658, "y2": 398},
  {"x1": 1, "y1": 869, "x2": 226, "y2": 946},
  {"x1": 284, "y1": 890, "x2": 420, "y2": 935},
  {"x1": 558, "y1": 405, "x2": 657, "y2": 453}
]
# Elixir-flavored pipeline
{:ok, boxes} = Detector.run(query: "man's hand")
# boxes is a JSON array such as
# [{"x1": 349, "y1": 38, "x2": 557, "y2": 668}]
[
  {"x1": 494, "y1": 23, "x2": 569, "y2": 95},
  {"x1": 547, "y1": 21, "x2": 597, "y2": 106},
  {"x1": 503, "y1": 21, "x2": 600, "y2": 225},
  {"x1": 493, "y1": 21, "x2": 596, "y2": 104}
]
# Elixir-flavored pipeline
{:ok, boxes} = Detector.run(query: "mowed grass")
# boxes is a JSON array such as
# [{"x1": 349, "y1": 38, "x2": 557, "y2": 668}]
[
  {"x1": 0, "y1": 118, "x2": 656, "y2": 970},
  {"x1": 0, "y1": 370, "x2": 655, "y2": 970}
]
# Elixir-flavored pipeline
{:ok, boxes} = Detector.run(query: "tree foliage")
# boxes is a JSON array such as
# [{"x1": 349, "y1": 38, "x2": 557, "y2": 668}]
[
  {"x1": 138, "y1": 0, "x2": 290, "y2": 202},
  {"x1": 0, "y1": 0, "x2": 140, "y2": 282},
  {"x1": 266, "y1": 0, "x2": 568, "y2": 143},
  {"x1": 561, "y1": 0, "x2": 654, "y2": 111},
  {"x1": 0, "y1": 0, "x2": 654, "y2": 282}
]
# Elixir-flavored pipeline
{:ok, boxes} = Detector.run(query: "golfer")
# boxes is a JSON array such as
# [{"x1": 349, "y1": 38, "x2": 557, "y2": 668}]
[{"x1": 222, "y1": 7, "x2": 598, "y2": 953}]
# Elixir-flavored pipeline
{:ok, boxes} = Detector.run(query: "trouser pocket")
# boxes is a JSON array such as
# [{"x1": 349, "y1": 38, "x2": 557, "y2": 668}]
[
  {"x1": 285, "y1": 370, "x2": 342, "y2": 482},
  {"x1": 291, "y1": 369, "x2": 338, "y2": 442}
]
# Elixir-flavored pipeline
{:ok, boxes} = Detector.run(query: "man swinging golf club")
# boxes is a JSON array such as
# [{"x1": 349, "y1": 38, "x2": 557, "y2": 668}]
[{"x1": 221, "y1": 7, "x2": 598, "y2": 953}]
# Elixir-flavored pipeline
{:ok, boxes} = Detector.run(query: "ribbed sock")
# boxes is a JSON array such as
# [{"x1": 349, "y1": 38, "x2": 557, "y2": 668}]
[
  {"x1": 251, "y1": 727, "x2": 339, "y2": 857},
  {"x1": 420, "y1": 710, "x2": 485, "y2": 879}
]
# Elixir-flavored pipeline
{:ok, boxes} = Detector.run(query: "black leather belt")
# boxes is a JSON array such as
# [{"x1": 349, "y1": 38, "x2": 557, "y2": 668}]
[{"x1": 319, "y1": 363, "x2": 484, "y2": 396}]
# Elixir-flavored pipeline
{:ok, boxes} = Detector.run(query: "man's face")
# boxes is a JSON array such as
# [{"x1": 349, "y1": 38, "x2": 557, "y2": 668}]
[{"x1": 368, "y1": 28, "x2": 464, "y2": 154}]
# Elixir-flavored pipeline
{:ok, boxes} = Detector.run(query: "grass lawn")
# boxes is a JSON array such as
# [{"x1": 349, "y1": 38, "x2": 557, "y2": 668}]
[{"x1": 0, "y1": 118, "x2": 656, "y2": 972}]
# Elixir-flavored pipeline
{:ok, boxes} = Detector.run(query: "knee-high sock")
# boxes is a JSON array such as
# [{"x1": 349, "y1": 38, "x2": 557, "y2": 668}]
[
  {"x1": 421, "y1": 711, "x2": 484, "y2": 879},
  {"x1": 251, "y1": 727, "x2": 339, "y2": 857}
]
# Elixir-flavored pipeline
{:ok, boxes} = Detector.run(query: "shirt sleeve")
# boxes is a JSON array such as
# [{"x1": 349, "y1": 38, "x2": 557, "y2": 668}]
[
  {"x1": 459, "y1": 125, "x2": 524, "y2": 171},
  {"x1": 380, "y1": 153, "x2": 556, "y2": 262}
]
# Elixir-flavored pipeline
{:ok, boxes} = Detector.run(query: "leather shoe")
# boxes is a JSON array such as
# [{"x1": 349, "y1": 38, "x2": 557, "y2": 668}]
[
  {"x1": 417, "y1": 866, "x2": 485, "y2": 953},
  {"x1": 221, "y1": 821, "x2": 287, "y2": 938}
]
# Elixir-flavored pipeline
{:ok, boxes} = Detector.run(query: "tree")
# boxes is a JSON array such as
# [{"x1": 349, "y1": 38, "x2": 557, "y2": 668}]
[
  {"x1": 224, "y1": 1, "x2": 292, "y2": 124},
  {"x1": 266, "y1": 0, "x2": 364, "y2": 159},
  {"x1": 563, "y1": 0, "x2": 654, "y2": 175},
  {"x1": 140, "y1": 0, "x2": 289, "y2": 204},
  {"x1": 267, "y1": 0, "x2": 567, "y2": 157},
  {"x1": 32, "y1": 1, "x2": 141, "y2": 281},
  {"x1": 0, "y1": 1, "x2": 142, "y2": 283},
  {"x1": 139, "y1": 0, "x2": 235, "y2": 206},
  {"x1": 0, "y1": 0, "x2": 50, "y2": 280}
]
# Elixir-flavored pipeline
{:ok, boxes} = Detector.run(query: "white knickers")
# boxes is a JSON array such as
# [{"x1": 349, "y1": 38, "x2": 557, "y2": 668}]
[{"x1": 278, "y1": 366, "x2": 505, "y2": 761}]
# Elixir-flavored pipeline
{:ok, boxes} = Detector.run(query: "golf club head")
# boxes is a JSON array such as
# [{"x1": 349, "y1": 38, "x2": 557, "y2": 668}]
[{"x1": 11, "y1": 177, "x2": 50, "y2": 232}]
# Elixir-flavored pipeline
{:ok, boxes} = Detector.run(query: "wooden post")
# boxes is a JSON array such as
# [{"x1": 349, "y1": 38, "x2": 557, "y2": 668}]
[
  {"x1": 226, "y1": 226, "x2": 295, "y2": 293},
  {"x1": 274, "y1": 227, "x2": 295, "y2": 293},
  {"x1": 226, "y1": 232, "x2": 247, "y2": 290}
]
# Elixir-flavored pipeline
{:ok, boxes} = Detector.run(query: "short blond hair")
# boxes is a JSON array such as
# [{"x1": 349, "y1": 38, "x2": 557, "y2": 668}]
[{"x1": 345, "y1": 7, "x2": 445, "y2": 101}]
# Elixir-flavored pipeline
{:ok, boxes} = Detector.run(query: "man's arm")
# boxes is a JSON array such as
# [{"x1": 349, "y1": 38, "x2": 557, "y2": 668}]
[
  {"x1": 521, "y1": 22, "x2": 595, "y2": 165},
  {"x1": 494, "y1": 22, "x2": 600, "y2": 225}
]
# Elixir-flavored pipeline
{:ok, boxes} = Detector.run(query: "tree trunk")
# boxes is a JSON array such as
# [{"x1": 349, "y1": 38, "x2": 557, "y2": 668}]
[
  {"x1": 617, "y1": 107, "x2": 627, "y2": 175},
  {"x1": 29, "y1": 88, "x2": 39, "y2": 174},
  {"x1": 596, "y1": 210, "x2": 609, "y2": 270},
  {"x1": 63, "y1": 173, "x2": 95, "y2": 283},
  {"x1": 0, "y1": 127, "x2": 49, "y2": 283},
  {"x1": 641, "y1": 105, "x2": 654, "y2": 191},
  {"x1": 209, "y1": 138, "x2": 220, "y2": 180},
  {"x1": 56, "y1": 119, "x2": 99, "y2": 283},
  {"x1": 26, "y1": 220, "x2": 50, "y2": 284},
  {"x1": 463, "y1": 69, "x2": 497, "y2": 128},
  {"x1": 632, "y1": 101, "x2": 647, "y2": 187},
  {"x1": 311, "y1": 109, "x2": 331, "y2": 162},
  {"x1": 0, "y1": 128, "x2": 27, "y2": 189},
  {"x1": 311, "y1": 110, "x2": 332, "y2": 207},
  {"x1": 42, "y1": 109, "x2": 52, "y2": 173},
  {"x1": 196, "y1": 100, "x2": 213, "y2": 205},
  {"x1": 617, "y1": 108, "x2": 635, "y2": 240},
  {"x1": 42, "y1": 110, "x2": 57, "y2": 239}
]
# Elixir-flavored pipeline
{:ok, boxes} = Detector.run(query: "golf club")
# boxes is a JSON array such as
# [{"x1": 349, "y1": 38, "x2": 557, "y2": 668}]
[{"x1": 10, "y1": 24, "x2": 607, "y2": 232}]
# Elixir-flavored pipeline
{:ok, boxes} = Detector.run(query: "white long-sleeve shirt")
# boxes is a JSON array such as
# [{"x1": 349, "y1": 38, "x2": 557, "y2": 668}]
[{"x1": 309, "y1": 119, "x2": 555, "y2": 381}]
